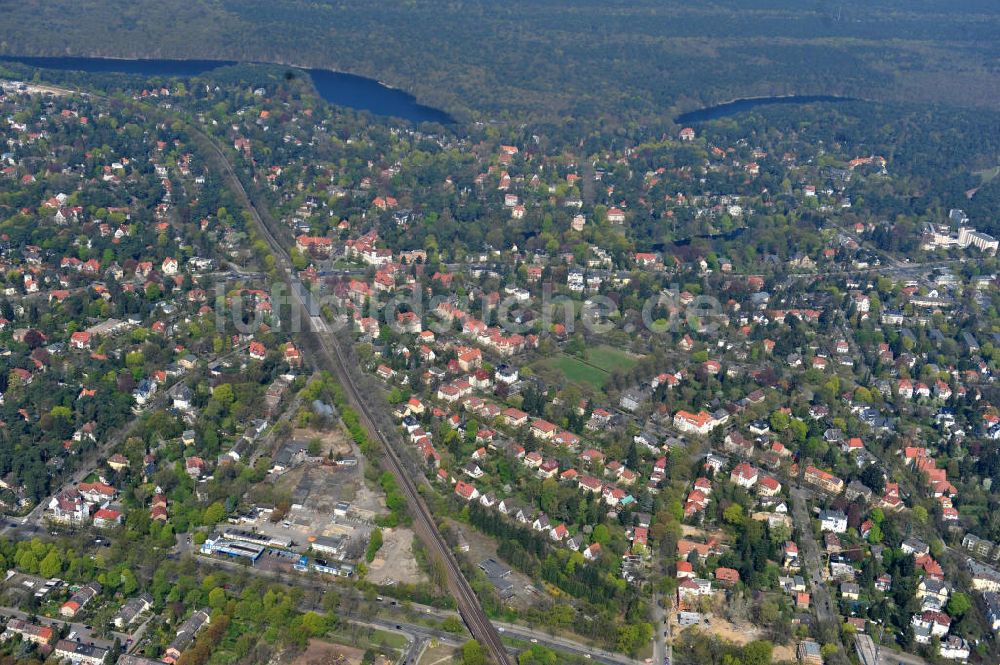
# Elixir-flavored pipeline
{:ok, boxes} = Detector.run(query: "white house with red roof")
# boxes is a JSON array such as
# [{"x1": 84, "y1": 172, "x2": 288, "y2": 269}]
[
  {"x1": 523, "y1": 451, "x2": 543, "y2": 469},
  {"x1": 684, "y1": 489, "x2": 710, "y2": 518},
  {"x1": 553, "y1": 430, "x2": 580, "y2": 448},
  {"x1": 93, "y1": 507, "x2": 122, "y2": 528},
  {"x1": 578, "y1": 475, "x2": 603, "y2": 494},
  {"x1": 161, "y1": 257, "x2": 179, "y2": 275},
  {"x1": 730, "y1": 463, "x2": 759, "y2": 489},
  {"x1": 70, "y1": 331, "x2": 92, "y2": 349},
  {"x1": 783, "y1": 541, "x2": 800, "y2": 569},
  {"x1": 678, "y1": 578, "x2": 713, "y2": 600},
  {"x1": 538, "y1": 459, "x2": 560, "y2": 479},
  {"x1": 911, "y1": 611, "x2": 950, "y2": 642},
  {"x1": 673, "y1": 410, "x2": 720, "y2": 435},
  {"x1": 503, "y1": 408, "x2": 529, "y2": 427},
  {"x1": 530, "y1": 418, "x2": 558, "y2": 440},
  {"x1": 78, "y1": 482, "x2": 117, "y2": 504},
  {"x1": 757, "y1": 475, "x2": 782, "y2": 496},
  {"x1": 454, "y1": 481, "x2": 479, "y2": 502},
  {"x1": 296, "y1": 235, "x2": 333, "y2": 257},
  {"x1": 284, "y1": 343, "x2": 302, "y2": 367},
  {"x1": 843, "y1": 437, "x2": 864, "y2": 454},
  {"x1": 185, "y1": 456, "x2": 206, "y2": 478},
  {"x1": 245, "y1": 340, "x2": 266, "y2": 360}
]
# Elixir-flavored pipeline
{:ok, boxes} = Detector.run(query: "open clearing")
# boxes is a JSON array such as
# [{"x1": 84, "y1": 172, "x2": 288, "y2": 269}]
[
  {"x1": 537, "y1": 345, "x2": 641, "y2": 389},
  {"x1": 546, "y1": 355, "x2": 608, "y2": 388},
  {"x1": 974, "y1": 165, "x2": 1000, "y2": 184},
  {"x1": 292, "y1": 426, "x2": 353, "y2": 457},
  {"x1": 418, "y1": 642, "x2": 459, "y2": 665},
  {"x1": 288, "y1": 638, "x2": 364, "y2": 665},
  {"x1": 582, "y1": 345, "x2": 641, "y2": 373},
  {"x1": 672, "y1": 616, "x2": 795, "y2": 662},
  {"x1": 366, "y1": 527, "x2": 428, "y2": 586}
]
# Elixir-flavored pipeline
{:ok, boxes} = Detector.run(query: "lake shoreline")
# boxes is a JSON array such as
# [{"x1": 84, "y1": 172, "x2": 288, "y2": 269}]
[
  {"x1": 0, "y1": 54, "x2": 454, "y2": 125},
  {"x1": 675, "y1": 94, "x2": 861, "y2": 124}
]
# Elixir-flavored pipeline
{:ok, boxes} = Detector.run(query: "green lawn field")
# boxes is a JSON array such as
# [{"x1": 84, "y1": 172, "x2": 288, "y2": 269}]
[{"x1": 540, "y1": 345, "x2": 640, "y2": 389}]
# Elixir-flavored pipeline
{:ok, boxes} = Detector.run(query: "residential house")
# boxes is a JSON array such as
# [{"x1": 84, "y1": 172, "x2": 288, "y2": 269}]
[
  {"x1": 804, "y1": 466, "x2": 844, "y2": 494},
  {"x1": 673, "y1": 410, "x2": 720, "y2": 435},
  {"x1": 112, "y1": 593, "x2": 154, "y2": 629},
  {"x1": 53, "y1": 640, "x2": 108, "y2": 665},
  {"x1": 819, "y1": 510, "x2": 847, "y2": 533},
  {"x1": 163, "y1": 610, "x2": 211, "y2": 664},
  {"x1": 1, "y1": 619, "x2": 53, "y2": 645},
  {"x1": 61, "y1": 582, "x2": 101, "y2": 618},
  {"x1": 730, "y1": 463, "x2": 758, "y2": 489}
]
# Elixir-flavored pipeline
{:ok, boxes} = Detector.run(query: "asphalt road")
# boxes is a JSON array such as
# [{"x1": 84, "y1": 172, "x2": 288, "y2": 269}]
[
  {"x1": 789, "y1": 487, "x2": 840, "y2": 630},
  {"x1": 652, "y1": 592, "x2": 669, "y2": 665},
  {"x1": 185, "y1": 542, "x2": 638, "y2": 664}
]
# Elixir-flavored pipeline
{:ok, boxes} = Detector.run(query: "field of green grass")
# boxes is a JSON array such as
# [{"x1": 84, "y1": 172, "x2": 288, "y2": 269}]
[
  {"x1": 975, "y1": 165, "x2": 1000, "y2": 184},
  {"x1": 583, "y1": 346, "x2": 639, "y2": 374},
  {"x1": 547, "y1": 355, "x2": 609, "y2": 388},
  {"x1": 539, "y1": 345, "x2": 640, "y2": 389}
]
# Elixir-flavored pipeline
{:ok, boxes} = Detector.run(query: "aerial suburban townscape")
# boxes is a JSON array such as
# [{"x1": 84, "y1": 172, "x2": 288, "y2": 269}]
[{"x1": 0, "y1": 2, "x2": 998, "y2": 665}]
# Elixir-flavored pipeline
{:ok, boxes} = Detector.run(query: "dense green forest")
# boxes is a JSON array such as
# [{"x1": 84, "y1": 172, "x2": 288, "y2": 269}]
[{"x1": 1, "y1": 0, "x2": 999, "y2": 123}]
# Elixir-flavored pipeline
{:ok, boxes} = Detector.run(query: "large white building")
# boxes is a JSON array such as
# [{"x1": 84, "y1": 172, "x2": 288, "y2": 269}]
[
  {"x1": 819, "y1": 510, "x2": 847, "y2": 533},
  {"x1": 923, "y1": 223, "x2": 998, "y2": 254},
  {"x1": 673, "y1": 410, "x2": 722, "y2": 435}
]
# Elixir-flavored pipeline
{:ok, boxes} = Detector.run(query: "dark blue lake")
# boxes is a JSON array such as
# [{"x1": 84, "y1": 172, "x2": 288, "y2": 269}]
[
  {"x1": 675, "y1": 95, "x2": 856, "y2": 124},
  {"x1": 0, "y1": 55, "x2": 453, "y2": 124}
]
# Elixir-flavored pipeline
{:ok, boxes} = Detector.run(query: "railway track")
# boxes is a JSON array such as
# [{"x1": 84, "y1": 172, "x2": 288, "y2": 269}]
[{"x1": 196, "y1": 128, "x2": 513, "y2": 664}]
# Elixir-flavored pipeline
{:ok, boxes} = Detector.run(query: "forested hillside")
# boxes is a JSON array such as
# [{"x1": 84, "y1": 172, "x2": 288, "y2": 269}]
[{"x1": 1, "y1": 0, "x2": 999, "y2": 122}]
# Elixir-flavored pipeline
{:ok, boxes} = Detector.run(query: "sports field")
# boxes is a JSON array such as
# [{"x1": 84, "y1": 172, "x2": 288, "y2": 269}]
[{"x1": 539, "y1": 345, "x2": 639, "y2": 389}]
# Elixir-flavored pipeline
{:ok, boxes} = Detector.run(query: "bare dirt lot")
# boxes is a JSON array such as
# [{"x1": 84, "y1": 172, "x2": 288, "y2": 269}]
[
  {"x1": 273, "y1": 463, "x2": 363, "y2": 516},
  {"x1": 293, "y1": 426, "x2": 353, "y2": 457},
  {"x1": 672, "y1": 612, "x2": 795, "y2": 661},
  {"x1": 366, "y1": 527, "x2": 427, "y2": 586},
  {"x1": 418, "y1": 641, "x2": 459, "y2": 665},
  {"x1": 288, "y1": 638, "x2": 364, "y2": 665},
  {"x1": 680, "y1": 524, "x2": 728, "y2": 543},
  {"x1": 252, "y1": 462, "x2": 375, "y2": 561}
]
